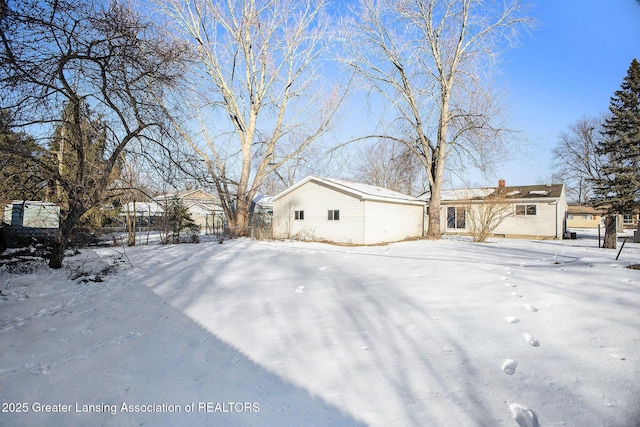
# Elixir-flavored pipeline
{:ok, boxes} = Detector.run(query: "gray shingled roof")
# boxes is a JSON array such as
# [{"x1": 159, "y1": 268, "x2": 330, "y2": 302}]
[{"x1": 420, "y1": 184, "x2": 564, "y2": 202}]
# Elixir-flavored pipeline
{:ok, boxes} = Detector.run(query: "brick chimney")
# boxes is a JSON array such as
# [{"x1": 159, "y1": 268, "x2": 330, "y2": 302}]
[{"x1": 498, "y1": 179, "x2": 506, "y2": 188}]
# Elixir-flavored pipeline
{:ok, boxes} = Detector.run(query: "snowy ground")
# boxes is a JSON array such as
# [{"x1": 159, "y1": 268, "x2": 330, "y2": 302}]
[{"x1": 1, "y1": 230, "x2": 639, "y2": 426}]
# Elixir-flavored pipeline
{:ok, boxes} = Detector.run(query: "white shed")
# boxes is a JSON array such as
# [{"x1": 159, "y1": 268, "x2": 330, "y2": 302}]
[
  {"x1": 272, "y1": 176, "x2": 424, "y2": 245},
  {"x1": 3, "y1": 201, "x2": 60, "y2": 229}
]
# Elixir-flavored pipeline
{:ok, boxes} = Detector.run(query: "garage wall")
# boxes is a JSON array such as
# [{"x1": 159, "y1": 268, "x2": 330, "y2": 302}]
[
  {"x1": 363, "y1": 200, "x2": 423, "y2": 244},
  {"x1": 273, "y1": 181, "x2": 365, "y2": 244}
]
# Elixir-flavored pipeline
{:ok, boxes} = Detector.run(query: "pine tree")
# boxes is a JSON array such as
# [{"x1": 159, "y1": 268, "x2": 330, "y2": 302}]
[
  {"x1": 592, "y1": 58, "x2": 640, "y2": 248},
  {"x1": 161, "y1": 198, "x2": 200, "y2": 244},
  {"x1": 0, "y1": 110, "x2": 48, "y2": 200}
]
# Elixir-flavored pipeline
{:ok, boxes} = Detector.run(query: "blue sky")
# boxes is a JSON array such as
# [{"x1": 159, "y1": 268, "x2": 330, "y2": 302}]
[{"x1": 496, "y1": 0, "x2": 640, "y2": 186}]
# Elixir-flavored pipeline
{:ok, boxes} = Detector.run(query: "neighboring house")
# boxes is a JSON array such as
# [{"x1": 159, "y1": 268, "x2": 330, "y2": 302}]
[
  {"x1": 566, "y1": 205, "x2": 606, "y2": 229},
  {"x1": 1, "y1": 200, "x2": 60, "y2": 244},
  {"x1": 251, "y1": 193, "x2": 274, "y2": 216},
  {"x1": 155, "y1": 189, "x2": 225, "y2": 233},
  {"x1": 250, "y1": 193, "x2": 274, "y2": 239},
  {"x1": 272, "y1": 176, "x2": 424, "y2": 245},
  {"x1": 621, "y1": 211, "x2": 639, "y2": 230},
  {"x1": 566, "y1": 205, "x2": 638, "y2": 231},
  {"x1": 423, "y1": 181, "x2": 568, "y2": 240},
  {"x1": 119, "y1": 200, "x2": 165, "y2": 228}
]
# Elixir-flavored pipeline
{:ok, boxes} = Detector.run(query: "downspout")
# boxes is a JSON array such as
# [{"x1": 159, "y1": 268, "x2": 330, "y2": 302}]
[
  {"x1": 550, "y1": 200, "x2": 559, "y2": 239},
  {"x1": 423, "y1": 203, "x2": 427, "y2": 237}
]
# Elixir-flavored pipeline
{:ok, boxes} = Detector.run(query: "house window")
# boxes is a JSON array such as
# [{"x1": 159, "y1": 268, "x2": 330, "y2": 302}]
[
  {"x1": 294, "y1": 210, "x2": 304, "y2": 220},
  {"x1": 328, "y1": 210, "x2": 340, "y2": 221},
  {"x1": 567, "y1": 214, "x2": 574, "y2": 219},
  {"x1": 515, "y1": 204, "x2": 537, "y2": 216},
  {"x1": 582, "y1": 214, "x2": 593, "y2": 220},
  {"x1": 447, "y1": 206, "x2": 466, "y2": 229}
]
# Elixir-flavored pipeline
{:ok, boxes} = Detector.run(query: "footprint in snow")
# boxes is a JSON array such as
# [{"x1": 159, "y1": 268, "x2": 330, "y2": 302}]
[
  {"x1": 523, "y1": 304, "x2": 538, "y2": 312},
  {"x1": 605, "y1": 347, "x2": 627, "y2": 360},
  {"x1": 523, "y1": 333, "x2": 540, "y2": 347},
  {"x1": 502, "y1": 359, "x2": 518, "y2": 375},
  {"x1": 506, "y1": 402, "x2": 539, "y2": 427},
  {"x1": 504, "y1": 282, "x2": 517, "y2": 288},
  {"x1": 511, "y1": 292, "x2": 522, "y2": 298},
  {"x1": 505, "y1": 316, "x2": 520, "y2": 324},
  {"x1": 610, "y1": 353, "x2": 627, "y2": 361},
  {"x1": 295, "y1": 286, "x2": 304, "y2": 293},
  {"x1": 318, "y1": 266, "x2": 327, "y2": 271}
]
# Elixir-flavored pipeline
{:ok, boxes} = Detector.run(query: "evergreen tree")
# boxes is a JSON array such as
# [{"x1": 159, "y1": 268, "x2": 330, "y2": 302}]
[
  {"x1": 592, "y1": 58, "x2": 640, "y2": 248},
  {"x1": 0, "y1": 110, "x2": 48, "y2": 200},
  {"x1": 161, "y1": 198, "x2": 200, "y2": 244}
]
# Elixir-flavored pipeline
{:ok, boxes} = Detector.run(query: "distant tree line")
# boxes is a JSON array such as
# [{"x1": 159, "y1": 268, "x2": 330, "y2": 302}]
[{"x1": 553, "y1": 59, "x2": 640, "y2": 249}]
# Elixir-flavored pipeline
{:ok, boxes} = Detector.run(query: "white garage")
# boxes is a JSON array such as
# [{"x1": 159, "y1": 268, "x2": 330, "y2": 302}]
[{"x1": 272, "y1": 176, "x2": 424, "y2": 245}]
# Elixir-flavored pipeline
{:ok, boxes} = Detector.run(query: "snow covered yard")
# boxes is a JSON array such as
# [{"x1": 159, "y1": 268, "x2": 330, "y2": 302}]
[{"x1": 1, "y1": 232, "x2": 639, "y2": 426}]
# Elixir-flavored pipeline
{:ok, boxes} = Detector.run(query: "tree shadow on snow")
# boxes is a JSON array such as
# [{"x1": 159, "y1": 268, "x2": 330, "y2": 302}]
[{"x1": 1, "y1": 259, "x2": 364, "y2": 427}]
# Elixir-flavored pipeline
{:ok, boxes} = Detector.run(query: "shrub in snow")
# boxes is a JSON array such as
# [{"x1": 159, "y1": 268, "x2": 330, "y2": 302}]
[
  {"x1": 65, "y1": 250, "x2": 129, "y2": 282},
  {"x1": 159, "y1": 198, "x2": 201, "y2": 244}
]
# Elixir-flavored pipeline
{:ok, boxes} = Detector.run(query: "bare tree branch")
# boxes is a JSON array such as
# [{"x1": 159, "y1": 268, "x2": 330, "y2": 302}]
[
  {"x1": 340, "y1": 0, "x2": 532, "y2": 237},
  {"x1": 157, "y1": 0, "x2": 346, "y2": 235},
  {"x1": 0, "y1": 0, "x2": 189, "y2": 268}
]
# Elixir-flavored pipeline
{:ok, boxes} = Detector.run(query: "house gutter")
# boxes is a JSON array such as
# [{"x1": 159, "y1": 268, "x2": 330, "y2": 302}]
[
  {"x1": 422, "y1": 203, "x2": 427, "y2": 237},
  {"x1": 549, "y1": 200, "x2": 559, "y2": 239}
]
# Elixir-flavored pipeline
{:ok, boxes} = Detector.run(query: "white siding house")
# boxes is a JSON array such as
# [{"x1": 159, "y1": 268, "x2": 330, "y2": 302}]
[
  {"x1": 425, "y1": 182, "x2": 568, "y2": 239},
  {"x1": 1, "y1": 200, "x2": 60, "y2": 244},
  {"x1": 272, "y1": 176, "x2": 424, "y2": 245}
]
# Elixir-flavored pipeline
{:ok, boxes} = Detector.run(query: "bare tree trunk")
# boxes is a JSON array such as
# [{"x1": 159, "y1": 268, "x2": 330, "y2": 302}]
[
  {"x1": 49, "y1": 235, "x2": 66, "y2": 269},
  {"x1": 603, "y1": 215, "x2": 617, "y2": 249},
  {"x1": 127, "y1": 200, "x2": 137, "y2": 246},
  {"x1": 427, "y1": 90, "x2": 450, "y2": 237},
  {"x1": 427, "y1": 191, "x2": 442, "y2": 238},
  {"x1": 232, "y1": 196, "x2": 252, "y2": 237},
  {"x1": 49, "y1": 205, "x2": 84, "y2": 269}
]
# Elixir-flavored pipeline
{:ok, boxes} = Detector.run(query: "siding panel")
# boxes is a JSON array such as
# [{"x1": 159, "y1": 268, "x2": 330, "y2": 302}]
[
  {"x1": 364, "y1": 201, "x2": 423, "y2": 244},
  {"x1": 273, "y1": 181, "x2": 365, "y2": 244}
]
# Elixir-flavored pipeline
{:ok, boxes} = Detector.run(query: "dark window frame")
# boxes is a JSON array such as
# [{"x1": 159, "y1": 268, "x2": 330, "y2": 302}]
[
  {"x1": 515, "y1": 204, "x2": 537, "y2": 216},
  {"x1": 447, "y1": 206, "x2": 466, "y2": 229}
]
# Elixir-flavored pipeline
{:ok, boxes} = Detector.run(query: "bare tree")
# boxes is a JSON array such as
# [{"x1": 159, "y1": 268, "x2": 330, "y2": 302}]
[
  {"x1": 257, "y1": 149, "x2": 315, "y2": 196},
  {"x1": 463, "y1": 189, "x2": 514, "y2": 242},
  {"x1": 115, "y1": 155, "x2": 150, "y2": 246},
  {"x1": 158, "y1": 0, "x2": 345, "y2": 236},
  {"x1": 341, "y1": 0, "x2": 531, "y2": 237},
  {"x1": 355, "y1": 139, "x2": 424, "y2": 195},
  {"x1": 0, "y1": 0, "x2": 188, "y2": 268},
  {"x1": 552, "y1": 115, "x2": 607, "y2": 205}
]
